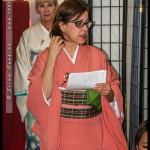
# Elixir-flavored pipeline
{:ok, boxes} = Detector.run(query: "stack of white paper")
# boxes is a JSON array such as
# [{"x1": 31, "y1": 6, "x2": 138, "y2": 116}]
[{"x1": 63, "y1": 70, "x2": 107, "y2": 91}]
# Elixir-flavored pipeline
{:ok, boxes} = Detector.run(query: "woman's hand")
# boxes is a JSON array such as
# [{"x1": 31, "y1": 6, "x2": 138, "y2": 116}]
[
  {"x1": 93, "y1": 83, "x2": 114, "y2": 102},
  {"x1": 48, "y1": 36, "x2": 64, "y2": 61}
]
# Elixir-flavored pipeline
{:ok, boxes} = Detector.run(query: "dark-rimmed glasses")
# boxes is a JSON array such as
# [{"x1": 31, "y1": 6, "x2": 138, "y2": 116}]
[{"x1": 68, "y1": 21, "x2": 93, "y2": 28}]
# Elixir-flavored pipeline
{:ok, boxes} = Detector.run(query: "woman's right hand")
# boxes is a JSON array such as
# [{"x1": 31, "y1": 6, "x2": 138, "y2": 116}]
[{"x1": 48, "y1": 36, "x2": 64, "y2": 61}]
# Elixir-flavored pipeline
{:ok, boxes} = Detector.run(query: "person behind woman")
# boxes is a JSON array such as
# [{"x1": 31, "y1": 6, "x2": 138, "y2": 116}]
[
  {"x1": 14, "y1": 0, "x2": 60, "y2": 149},
  {"x1": 132, "y1": 120, "x2": 148, "y2": 150},
  {"x1": 27, "y1": 0, "x2": 128, "y2": 149}
]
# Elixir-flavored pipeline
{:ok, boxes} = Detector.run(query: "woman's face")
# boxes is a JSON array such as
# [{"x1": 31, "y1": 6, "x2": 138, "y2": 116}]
[
  {"x1": 61, "y1": 11, "x2": 89, "y2": 45},
  {"x1": 35, "y1": 2, "x2": 56, "y2": 23},
  {"x1": 136, "y1": 131, "x2": 148, "y2": 150}
]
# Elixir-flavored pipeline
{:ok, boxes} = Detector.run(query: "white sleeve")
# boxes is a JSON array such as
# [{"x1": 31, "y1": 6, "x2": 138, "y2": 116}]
[
  {"x1": 42, "y1": 88, "x2": 51, "y2": 107},
  {"x1": 110, "y1": 96, "x2": 123, "y2": 118},
  {"x1": 14, "y1": 30, "x2": 31, "y2": 121},
  {"x1": 16, "y1": 96, "x2": 29, "y2": 122}
]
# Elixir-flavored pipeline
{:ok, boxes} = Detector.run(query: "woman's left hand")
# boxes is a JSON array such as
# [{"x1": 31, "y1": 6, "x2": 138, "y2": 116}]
[{"x1": 93, "y1": 83, "x2": 114, "y2": 102}]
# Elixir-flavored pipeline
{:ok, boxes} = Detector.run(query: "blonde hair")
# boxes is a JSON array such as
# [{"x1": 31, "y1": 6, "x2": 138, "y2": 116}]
[{"x1": 35, "y1": 0, "x2": 58, "y2": 8}]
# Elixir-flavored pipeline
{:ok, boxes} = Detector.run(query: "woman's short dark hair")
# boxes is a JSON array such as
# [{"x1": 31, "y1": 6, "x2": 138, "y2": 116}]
[
  {"x1": 132, "y1": 120, "x2": 148, "y2": 150},
  {"x1": 50, "y1": 0, "x2": 89, "y2": 40}
]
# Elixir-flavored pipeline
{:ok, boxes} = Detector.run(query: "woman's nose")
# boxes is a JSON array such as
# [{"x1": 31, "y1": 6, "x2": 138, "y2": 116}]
[{"x1": 44, "y1": 6, "x2": 48, "y2": 11}]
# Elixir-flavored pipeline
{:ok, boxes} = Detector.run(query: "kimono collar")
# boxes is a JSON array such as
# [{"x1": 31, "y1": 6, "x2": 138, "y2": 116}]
[
  {"x1": 63, "y1": 45, "x2": 79, "y2": 64},
  {"x1": 39, "y1": 22, "x2": 50, "y2": 36}
]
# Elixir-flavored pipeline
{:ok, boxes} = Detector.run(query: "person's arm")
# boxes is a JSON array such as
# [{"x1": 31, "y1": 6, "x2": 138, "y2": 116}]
[
  {"x1": 106, "y1": 60, "x2": 124, "y2": 122},
  {"x1": 41, "y1": 36, "x2": 64, "y2": 100},
  {"x1": 26, "y1": 39, "x2": 62, "y2": 140},
  {"x1": 27, "y1": 36, "x2": 64, "y2": 120},
  {"x1": 94, "y1": 52, "x2": 124, "y2": 122},
  {"x1": 14, "y1": 30, "x2": 31, "y2": 122}
]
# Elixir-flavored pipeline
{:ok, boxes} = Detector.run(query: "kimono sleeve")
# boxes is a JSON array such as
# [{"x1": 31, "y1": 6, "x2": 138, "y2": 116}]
[
  {"x1": 106, "y1": 60, "x2": 124, "y2": 124},
  {"x1": 99, "y1": 51, "x2": 124, "y2": 124},
  {"x1": 99, "y1": 52, "x2": 128, "y2": 149},
  {"x1": 27, "y1": 50, "x2": 50, "y2": 127},
  {"x1": 14, "y1": 29, "x2": 31, "y2": 122}
]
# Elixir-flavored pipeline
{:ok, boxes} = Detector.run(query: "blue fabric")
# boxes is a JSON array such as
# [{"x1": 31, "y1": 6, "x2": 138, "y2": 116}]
[{"x1": 25, "y1": 112, "x2": 40, "y2": 150}]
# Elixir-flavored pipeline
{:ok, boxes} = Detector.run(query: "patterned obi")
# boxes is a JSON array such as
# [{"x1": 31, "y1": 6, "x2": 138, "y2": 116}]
[{"x1": 60, "y1": 90, "x2": 101, "y2": 119}]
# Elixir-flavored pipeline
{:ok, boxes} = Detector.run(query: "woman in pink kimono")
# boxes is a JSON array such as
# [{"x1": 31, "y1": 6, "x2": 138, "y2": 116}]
[{"x1": 27, "y1": 0, "x2": 128, "y2": 149}]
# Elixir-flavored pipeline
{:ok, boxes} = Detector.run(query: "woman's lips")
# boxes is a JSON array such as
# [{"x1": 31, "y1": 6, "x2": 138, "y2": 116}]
[
  {"x1": 80, "y1": 34, "x2": 87, "y2": 39},
  {"x1": 44, "y1": 14, "x2": 51, "y2": 17}
]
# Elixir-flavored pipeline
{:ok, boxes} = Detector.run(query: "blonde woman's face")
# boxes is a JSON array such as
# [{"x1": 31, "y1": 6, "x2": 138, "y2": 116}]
[
  {"x1": 35, "y1": 2, "x2": 56, "y2": 23},
  {"x1": 136, "y1": 131, "x2": 148, "y2": 150}
]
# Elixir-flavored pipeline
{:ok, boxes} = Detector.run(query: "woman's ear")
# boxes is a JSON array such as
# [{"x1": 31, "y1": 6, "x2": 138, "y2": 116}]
[
  {"x1": 59, "y1": 21, "x2": 66, "y2": 32},
  {"x1": 136, "y1": 144, "x2": 139, "y2": 150}
]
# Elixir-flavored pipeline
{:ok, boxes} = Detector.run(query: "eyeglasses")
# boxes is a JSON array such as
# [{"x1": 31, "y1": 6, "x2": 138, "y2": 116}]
[{"x1": 68, "y1": 21, "x2": 93, "y2": 28}]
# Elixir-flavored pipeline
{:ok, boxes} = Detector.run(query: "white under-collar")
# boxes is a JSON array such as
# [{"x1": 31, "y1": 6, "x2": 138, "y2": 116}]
[
  {"x1": 63, "y1": 45, "x2": 79, "y2": 64},
  {"x1": 39, "y1": 22, "x2": 50, "y2": 35}
]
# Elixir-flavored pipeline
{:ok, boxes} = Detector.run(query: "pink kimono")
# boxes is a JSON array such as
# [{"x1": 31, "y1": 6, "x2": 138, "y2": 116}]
[{"x1": 27, "y1": 44, "x2": 128, "y2": 150}]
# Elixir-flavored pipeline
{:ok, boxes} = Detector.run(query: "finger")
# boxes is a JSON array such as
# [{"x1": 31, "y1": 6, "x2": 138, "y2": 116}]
[
  {"x1": 59, "y1": 42, "x2": 65, "y2": 50},
  {"x1": 50, "y1": 36, "x2": 56, "y2": 44},
  {"x1": 55, "y1": 36, "x2": 62, "y2": 43},
  {"x1": 57, "y1": 39, "x2": 64, "y2": 46},
  {"x1": 94, "y1": 89, "x2": 109, "y2": 94},
  {"x1": 94, "y1": 86, "x2": 107, "y2": 90},
  {"x1": 94, "y1": 89, "x2": 109, "y2": 96},
  {"x1": 49, "y1": 36, "x2": 57, "y2": 48},
  {"x1": 95, "y1": 83, "x2": 104, "y2": 86},
  {"x1": 95, "y1": 83, "x2": 107, "y2": 88},
  {"x1": 50, "y1": 36, "x2": 59, "y2": 46},
  {"x1": 93, "y1": 87, "x2": 110, "y2": 95}
]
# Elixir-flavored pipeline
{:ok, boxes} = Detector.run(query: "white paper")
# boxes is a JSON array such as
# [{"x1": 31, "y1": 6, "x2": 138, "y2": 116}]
[{"x1": 65, "y1": 70, "x2": 107, "y2": 90}]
